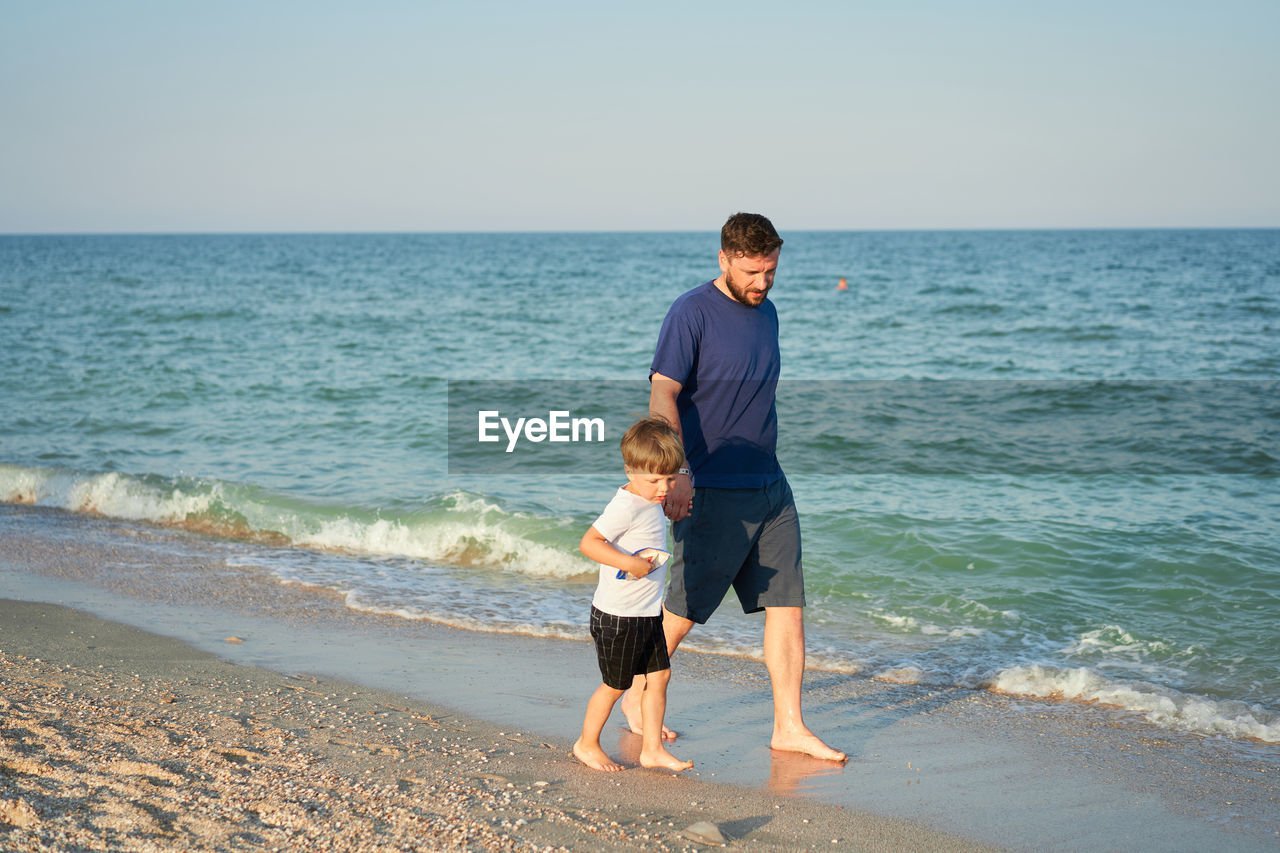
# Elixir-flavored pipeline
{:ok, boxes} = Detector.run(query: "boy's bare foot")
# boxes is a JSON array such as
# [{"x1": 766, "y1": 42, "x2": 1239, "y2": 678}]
[
  {"x1": 573, "y1": 739, "x2": 624, "y2": 772},
  {"x1": 771, "y1": 729, "x2": 847, "y2": 763},
  {"x1": 621, "y1": 691, "x2": 676, "y2": 740},
  {"x1": 639, "y1": 746, "x2": 694, "y2": 772}
]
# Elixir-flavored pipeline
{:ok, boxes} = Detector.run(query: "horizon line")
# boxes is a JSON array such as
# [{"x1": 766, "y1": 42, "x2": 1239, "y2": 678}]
[{"x1": 2, "y1": 225, "x2": 1278, "y2": 238}]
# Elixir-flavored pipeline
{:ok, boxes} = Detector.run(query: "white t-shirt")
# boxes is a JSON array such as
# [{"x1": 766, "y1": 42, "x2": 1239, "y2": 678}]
[{"x1": 589, "y1": 486, "x2": 668, "y2": 618}]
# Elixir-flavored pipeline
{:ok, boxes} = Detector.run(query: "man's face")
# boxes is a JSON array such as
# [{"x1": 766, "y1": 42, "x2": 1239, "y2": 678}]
[{"x1": 719, "y1": 249, "x2": 780, "y2": 307}]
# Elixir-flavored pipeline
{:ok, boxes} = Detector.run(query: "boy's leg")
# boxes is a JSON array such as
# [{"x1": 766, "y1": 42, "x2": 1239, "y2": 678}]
[
  {"x1": 574, "y1": 682, "x2": 626, "y2": 772},
  {"x1": 581, "y1": 606, "x2": 639, "y2": 770},
  {"x1": 636, "y1": 668, "x2": 693, "y2": 772},
  {"x1": 621, "y1": 606, "x2": 695, "y2": 738}
]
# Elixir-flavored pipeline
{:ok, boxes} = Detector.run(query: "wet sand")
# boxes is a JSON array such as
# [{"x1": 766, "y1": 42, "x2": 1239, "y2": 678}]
[{"x1": 2, "y1": 504, "x2": 1279, "y2": 851}]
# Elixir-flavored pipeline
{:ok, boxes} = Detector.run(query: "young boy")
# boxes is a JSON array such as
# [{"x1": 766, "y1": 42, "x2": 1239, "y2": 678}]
[{"x1": 573, "y1": 418, "x2": 694, "y2": 773}]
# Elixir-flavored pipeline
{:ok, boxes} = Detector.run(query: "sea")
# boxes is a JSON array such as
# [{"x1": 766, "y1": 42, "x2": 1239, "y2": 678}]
[{"x1": 2, "y1": 229, "x2": 1277, "y2": 745}]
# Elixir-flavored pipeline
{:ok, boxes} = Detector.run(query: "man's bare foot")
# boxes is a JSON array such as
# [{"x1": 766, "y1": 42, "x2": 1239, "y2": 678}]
[
  {"x1": 771, "y1": 730, "x2": 847, "y2": 763},
  {"x1": 621, "y1": 692, "x2": 676, "y2": 740},
  {"x1": 573, "y1": 739, "x2": 624, "y2": 772},
  {"x1": 639, "y1": 746, "x2": 694, "y2": 772}
]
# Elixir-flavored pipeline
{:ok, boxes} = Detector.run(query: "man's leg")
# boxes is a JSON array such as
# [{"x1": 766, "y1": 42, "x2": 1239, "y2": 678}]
[
  {"x1": 659, "y1": 604, "x2": 696, "y2": 655},
  {"x1": 621, "y1": 606, "x2": 694, "y2": 738},
  {"x1": 764, "y1": 606, "x2": 846, "y2": 762}
]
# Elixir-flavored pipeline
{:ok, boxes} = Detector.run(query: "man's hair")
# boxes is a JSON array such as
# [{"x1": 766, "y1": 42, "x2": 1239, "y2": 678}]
[
  {"x1": 620, "y1": 418, "x2": 685, "y2": 474},
  {"x1": 721, "y1": 212, "x2": 784, "y2": 258}
]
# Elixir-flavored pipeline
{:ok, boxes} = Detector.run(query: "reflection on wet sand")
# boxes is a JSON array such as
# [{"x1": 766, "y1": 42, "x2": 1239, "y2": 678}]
[{"x1": 767, "y1": 749, "x2": 848, "y2": 796}]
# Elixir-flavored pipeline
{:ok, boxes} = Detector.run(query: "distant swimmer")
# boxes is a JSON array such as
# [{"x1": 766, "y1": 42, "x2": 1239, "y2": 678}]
[{"x1": 836, "y1": 277, "x2": 848, "y2": 291}]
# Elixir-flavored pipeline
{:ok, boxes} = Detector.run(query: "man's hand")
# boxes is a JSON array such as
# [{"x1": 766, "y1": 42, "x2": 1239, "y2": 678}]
[{"x1": 663, "y1": 472, "x2": 694, "y2": 522}]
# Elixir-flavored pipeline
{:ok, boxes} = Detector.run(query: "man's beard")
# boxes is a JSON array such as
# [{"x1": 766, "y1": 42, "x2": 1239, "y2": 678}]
[{"x1": 724, "y1": 269, "x2": 765, "y2": 306}]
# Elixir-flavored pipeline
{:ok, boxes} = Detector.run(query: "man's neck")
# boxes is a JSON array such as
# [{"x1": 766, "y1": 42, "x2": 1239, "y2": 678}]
[{"x1": 711, "y1": 274, "x2": 732, "y2": 300}]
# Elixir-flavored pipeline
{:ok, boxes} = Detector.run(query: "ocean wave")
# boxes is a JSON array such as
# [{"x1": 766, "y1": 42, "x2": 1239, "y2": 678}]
[
  {"x1": 0, "y1": 463, "x2": 593, "y2": 579},
  {"x1": 0, "y1": 465, "x2": 229, "y2": 525},
  {"x1": 866, "y1": 609, "x2": 988, "y2": 640},
  {"x1": 288, "y1": 513, "x2": 586, "y2": 578},
  {"x1": 340, "y1": 590, "x2": 587, "y2": 642},
  {"x1": 1063, "y1": 624, "x2": 1178, "y2": 660},
  {"x1": 989, "y1": 664, "x2": 1280, "y2": 743},
  {"x1": 873, "y1": 665, "x2": 926, "y2": 684}
]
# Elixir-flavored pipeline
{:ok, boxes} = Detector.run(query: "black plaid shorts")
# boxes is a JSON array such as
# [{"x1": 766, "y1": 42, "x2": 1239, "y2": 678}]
[{"x1": 589, "y1": 606, "x2": 670, "y2": 690}]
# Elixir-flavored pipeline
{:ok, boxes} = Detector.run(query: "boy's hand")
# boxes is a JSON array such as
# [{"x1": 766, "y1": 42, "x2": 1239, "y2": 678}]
[
  {"x1": 626, "y1": 554, "x2": 655, "y2": 578},
  {"x1": 617, "y1": 554, "x2": 656, "y2": 579}
]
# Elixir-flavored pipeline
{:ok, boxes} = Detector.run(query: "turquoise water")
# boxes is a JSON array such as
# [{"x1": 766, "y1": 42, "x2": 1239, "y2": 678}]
[{"x1": 2, "y1": 231, "x2": 1277, "y2": 742}]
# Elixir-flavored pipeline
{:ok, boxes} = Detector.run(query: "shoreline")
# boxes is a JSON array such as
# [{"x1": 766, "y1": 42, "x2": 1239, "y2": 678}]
[
  {"x1": 3, "y1": 504, "x2": 1279, "y2": 851},
  {"x1": 1, "y1": 599, "x2": 993, "y2": 852}
]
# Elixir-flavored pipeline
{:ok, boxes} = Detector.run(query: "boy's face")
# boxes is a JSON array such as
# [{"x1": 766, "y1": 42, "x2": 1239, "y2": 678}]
[{"x1": 624, "y1": 468, "x2": 678, "y2": 503}]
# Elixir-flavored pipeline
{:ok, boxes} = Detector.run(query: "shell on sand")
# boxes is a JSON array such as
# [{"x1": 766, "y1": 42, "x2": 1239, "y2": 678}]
[{"x1": 682, "y1": 820, "x2": 727, "y2": 846}]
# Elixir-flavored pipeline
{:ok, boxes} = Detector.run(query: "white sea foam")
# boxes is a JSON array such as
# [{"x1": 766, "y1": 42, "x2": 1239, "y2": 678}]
[
  {"x1": 869, "y1": 609, "x2": 986, "y2": 640},
  {"x1": 874, "y1": 665, "x2": 925, "y2": 684},
  {"x1": 990, "y1": 664, "x2": 1280, "y2": 743},
  {"x1": 870, "y1": 611, "x2": 919, "y2": 631},
  {"x1": 804, "y1": 650, "x2": 864, "y2": 675},
  {"x1": 341, "y1": 591, "x2": 586, "y2": 642},
  {"x1": 440, "y1": 491, "x2": 505, "y2": 516},
  {"x1": 291, "y1": 516, "x2": 591, "y2": 578},
  {"x1": 0, "y1": 464, "x2": 45, "y2": 503},
  {"x1": 0, "y1": 464, "x2": 217, "y2": 521},
  {"x1": 1, "y1": 464, "x2": 594, "y2": 579},
  {"x1": 66, "y1": 472, "x2": 217, "y2": 522},
  {"x1": 1065, "y1": 624, "x2": 1172, "y2": 657}
]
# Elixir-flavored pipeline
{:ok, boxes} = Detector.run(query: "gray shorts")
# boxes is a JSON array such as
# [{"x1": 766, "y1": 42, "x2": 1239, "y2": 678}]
[{"x1": 665, "y1": 475, "x2": 805, "y2": 624}]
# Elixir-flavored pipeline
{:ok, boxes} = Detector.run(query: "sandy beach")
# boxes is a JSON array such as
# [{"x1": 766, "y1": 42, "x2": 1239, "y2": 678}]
[
  {"x1": 3, "y1": 505, "x2": 1278, "y2": 851},
  {"x1": 2, "y1": 599, "x2": 996, "y2": 852}
]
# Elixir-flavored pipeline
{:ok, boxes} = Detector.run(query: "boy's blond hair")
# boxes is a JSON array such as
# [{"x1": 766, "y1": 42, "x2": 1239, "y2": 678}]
[{"x1": 620, "y1": 418, "x2": 685, "y2": 474}]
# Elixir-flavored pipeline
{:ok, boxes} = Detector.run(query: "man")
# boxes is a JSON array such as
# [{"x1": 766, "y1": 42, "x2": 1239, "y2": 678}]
[{"x1": 621, "y1": 212, "x2": 846, "y2": 763}]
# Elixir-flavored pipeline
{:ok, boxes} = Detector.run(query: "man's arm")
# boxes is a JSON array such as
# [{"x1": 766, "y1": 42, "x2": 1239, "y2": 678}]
[{"x1": 650, "y1": 373, "x2": 694, "y2": 522}]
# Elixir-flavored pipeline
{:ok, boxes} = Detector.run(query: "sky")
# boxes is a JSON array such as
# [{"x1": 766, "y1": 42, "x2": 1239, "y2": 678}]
[{"x1": 2, "y1": 1, "x2": 1277, "y2": 232}]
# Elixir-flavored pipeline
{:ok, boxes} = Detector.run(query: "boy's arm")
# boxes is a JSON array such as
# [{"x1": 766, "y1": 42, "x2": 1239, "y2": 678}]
[{"x1": 580, "y1": 527, "x2": 654, "y2": 578}]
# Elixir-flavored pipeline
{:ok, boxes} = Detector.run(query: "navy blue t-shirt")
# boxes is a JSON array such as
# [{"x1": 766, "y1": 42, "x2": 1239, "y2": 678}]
[{"x1": 650, "y1": 281, "x2": 783, "y2": 488}]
